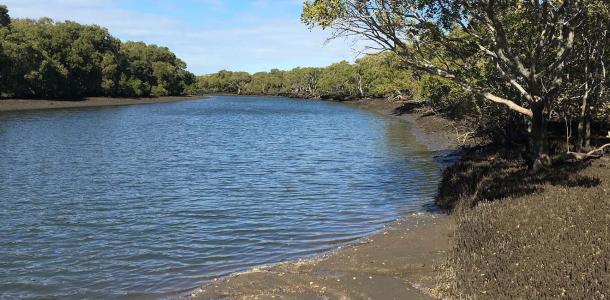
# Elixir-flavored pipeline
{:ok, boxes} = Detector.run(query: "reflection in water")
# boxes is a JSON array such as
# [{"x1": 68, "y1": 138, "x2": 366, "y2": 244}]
[
  {"x1": 0, "y1": 96, "x2": 443, "y2": 299},
  {"x1": 385, "y1": 119, "x2": 441, "y2": 187}
]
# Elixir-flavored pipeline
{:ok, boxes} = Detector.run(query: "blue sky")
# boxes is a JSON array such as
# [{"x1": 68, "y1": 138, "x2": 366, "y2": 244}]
[{"x1": 2, "y1": 0, "x2": 362, "y2": 74}]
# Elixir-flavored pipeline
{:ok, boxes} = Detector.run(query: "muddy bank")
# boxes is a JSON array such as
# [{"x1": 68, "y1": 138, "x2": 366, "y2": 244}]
[
  {"x1": 193, "y1": 214, "x2": 453, "y2": 300},
  {"x1": 190, "y1": 99, "x2": 460, "y2": 299},
  {"x1": 0, "y1": 96, "x2": 202, "y2": 112},
  {"x1": 437, "y1": 147, "x2": 610, "y2": 298}
]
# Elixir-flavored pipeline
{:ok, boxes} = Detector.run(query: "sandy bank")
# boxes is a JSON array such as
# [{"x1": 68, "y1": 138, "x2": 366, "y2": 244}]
[
  {"x1": 191, "y1": 99, "x2": 460, "y2": 300},
  {"x1": 194, "y1": 214, "x2": 453, "y2": 300},
  {"x1": 0, "y1": 96, "x2": 202, "y2": 112}
]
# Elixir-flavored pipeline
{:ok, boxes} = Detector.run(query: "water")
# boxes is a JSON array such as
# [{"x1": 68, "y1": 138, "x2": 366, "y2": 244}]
[{"x1": 0, "y1": 96, "x2": 442, "y2": 299}]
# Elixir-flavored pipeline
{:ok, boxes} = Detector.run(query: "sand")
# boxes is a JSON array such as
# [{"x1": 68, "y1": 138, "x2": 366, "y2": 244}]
[{"x1": 193, "y1": 213, "x2": 454, "y2": 300}]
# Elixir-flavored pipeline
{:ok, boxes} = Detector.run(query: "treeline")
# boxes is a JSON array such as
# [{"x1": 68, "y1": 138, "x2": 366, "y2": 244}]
[
  {"x1": 301, "y1": 0, "x2": 610, "y2": 167},
  {"x1": 0, "y1": 5, "x2": 195, "y2": 99},
  {"x1": 196, "y1": 52, "x2": 428, "y2": 101},
  {"x1": 197, "y1": 51, "x2": 489, "y2": 125}
]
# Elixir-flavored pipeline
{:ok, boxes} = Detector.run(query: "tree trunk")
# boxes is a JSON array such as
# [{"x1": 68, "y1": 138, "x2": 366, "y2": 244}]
[
  {"x1": 357, "y1": 75, "x2": 364, "y2": 98},
  {"x1": 530, "y1": 103, "x2": 549, "y2": 171},
  {"x1": 576, "y1": 93, "x2": 589, "y2": 152},
  {"x1": 577, "y1": 56, "x2": 593, "y2": 152},
  {"x1": 584, "y1": 113, "x2": 591, "y2": 149}
]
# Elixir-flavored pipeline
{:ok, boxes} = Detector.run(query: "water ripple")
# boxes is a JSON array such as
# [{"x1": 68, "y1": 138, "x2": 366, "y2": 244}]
[{"x1": 0, "y1": 96, "x2": 442, "y2": 299}]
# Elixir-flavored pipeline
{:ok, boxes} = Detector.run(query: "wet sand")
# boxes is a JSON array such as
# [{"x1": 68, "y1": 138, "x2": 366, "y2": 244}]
[
  {"x1": 191, "y1": 99, "x2": 460, "y2": 300},
  {"x1": 194, "y1": 214, "x2": 453, "y2": 300},
  {"x1": 0, "y1": 96, "x2": 202, "y2": 112}
]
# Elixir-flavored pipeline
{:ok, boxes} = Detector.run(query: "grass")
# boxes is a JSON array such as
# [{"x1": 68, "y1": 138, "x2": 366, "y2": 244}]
[{"x1": 436, "y1": 147, "x2": 610, "y2": 299}]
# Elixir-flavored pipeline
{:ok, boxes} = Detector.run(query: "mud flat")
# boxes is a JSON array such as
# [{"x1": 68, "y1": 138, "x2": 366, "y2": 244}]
[
  {"x1": 0, "y1": 96, "x2": 201, "y2": 112},
  {"x1": 193, "y1": 213, "x2": 453, "y2": 299}
]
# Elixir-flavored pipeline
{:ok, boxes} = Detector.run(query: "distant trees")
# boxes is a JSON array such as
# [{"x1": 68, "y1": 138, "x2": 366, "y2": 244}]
[
  {"x1": 282, "y1": 67, "x2": 321, "y2": 98},
  {"x1": 567, "y1": 0, "x2": 610, "y2": 152},
  {"x1": 0, "y1": 5, "x2": 194, "y2": 99},
  {"x1": 0, "y1": 5, "x2": 10, "y2": 94},
  {"x1": 196, "y1": 52, "x2": 416, "y2": 101},
  {"x1": 302, "y1": 0, "x2": 610, "y2": 169},
  {"x1": 317, "y1": 61, "x2": 360, "y2": 99}
]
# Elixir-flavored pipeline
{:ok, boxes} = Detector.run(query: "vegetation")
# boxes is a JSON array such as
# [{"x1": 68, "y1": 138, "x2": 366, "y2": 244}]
[
  {"x1": 0, "y1": 5, "x2": 195, "y2": 99},
  {"x1": 1, "y1": 1, "x2": 608, "y2": 298},
  {"x1": 196, "y1": 52, "x2": 418, "y2": 101},
  {"x1": 302, "y1": 0, "x2": 610, "y2": 169},
  {"x1": 301, "y1": 1, "x2": 610, "y2": 298}
]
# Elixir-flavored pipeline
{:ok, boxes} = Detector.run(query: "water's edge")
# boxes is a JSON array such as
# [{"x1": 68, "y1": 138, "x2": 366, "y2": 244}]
[
  {"x1": 1, "y1": 96, "x2": 455, "y2": 299},
  {"x1": 186, "y1": 99, "x2": 461, "y2": 299}
]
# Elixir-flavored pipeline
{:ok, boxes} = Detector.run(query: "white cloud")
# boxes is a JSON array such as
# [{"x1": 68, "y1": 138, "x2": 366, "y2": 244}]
[{"x1": 1, "y1": 0, "x2": 364, "y2": 74}]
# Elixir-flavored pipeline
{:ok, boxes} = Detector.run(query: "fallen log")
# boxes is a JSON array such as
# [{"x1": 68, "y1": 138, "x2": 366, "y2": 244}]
[{"x1": 565, "y1": 143, "x2": 610, "y2": 161}]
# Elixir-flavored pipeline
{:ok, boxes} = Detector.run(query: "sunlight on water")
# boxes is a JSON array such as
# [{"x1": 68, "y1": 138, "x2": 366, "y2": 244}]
[{"x1": 0, "y1": 96, "x2": 441, "y2": 299}]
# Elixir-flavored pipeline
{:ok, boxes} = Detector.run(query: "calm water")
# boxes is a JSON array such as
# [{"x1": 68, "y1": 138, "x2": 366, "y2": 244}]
[{"x1": 0, "y1": 96, "x2": 442, "y2": 299}]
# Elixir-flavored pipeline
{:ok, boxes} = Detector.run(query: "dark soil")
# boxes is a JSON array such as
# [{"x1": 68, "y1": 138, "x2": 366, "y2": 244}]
[{"x1": 437, "y1": 147, "x2": 610, "y2": 299}]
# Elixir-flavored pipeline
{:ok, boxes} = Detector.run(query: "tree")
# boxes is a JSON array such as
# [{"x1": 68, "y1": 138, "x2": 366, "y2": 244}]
[
  {"x1": 197, "y1": 70, "x2": 251, "y2": 95},
  {"x1": 221, "y1": 71, "x2": 251, "y2": 94},
  {"x1": 318, "y1": 61, "x2": 358, "y2": 99},
  {"x1": 302, "y1": 0, "x2": 593, "y2": 169},
  {"x1": 569, "y1": 0, "x2": 609, "y2": 151},
  {"x1": 355, "y1": 52, "x2": 417, "y2": 99},
  {"x1": 281, "y1": 67, "x2": 321, "y2": 98},
  {"x1": 0, "y1": 5, "x2": 10, "y2": 27},
  {"x1": 196, "y1": 53, "x2": 424, "y2": 101},
  {"x1": 0, "y1": 5, "x2": 194, "y2": 99},
  {"x1": 0, "y1": 6, "x2": 10, "y2": 95}
]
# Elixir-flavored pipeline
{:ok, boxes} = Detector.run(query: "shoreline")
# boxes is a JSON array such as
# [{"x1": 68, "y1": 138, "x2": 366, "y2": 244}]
[
  {"x1": 1, "y1": 95, "x2": 461, "y2": 298},
  {"x1": 190, "y1": 98, "x2": 460, "y2": 299},
  {"x1": 0, "y1": 96, "x2": 203, "y2": 112},
  {"x1": 193, "y1": 213, "x2": 453, "y2": 299}
]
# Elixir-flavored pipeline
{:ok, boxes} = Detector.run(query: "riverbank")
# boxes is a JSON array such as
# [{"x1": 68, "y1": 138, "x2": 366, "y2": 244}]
[
  {"x1": 345, "y1": 98, "x2": 458, "y2": 153},
  {"x1": 191, "y1": 98, "x2": 461, "y2": 299},
  {"x1": 189, "y1": 96, "x2": 610, "y2": 299},
  {"x1": 194, "y1": 213, "x2": 453, "y2": 299},
  {"x1": 0, "y1": 96, "x2": 201, "y2": 112},
  {"x1": 436, "y1": 146, "x2": 610, "y2": 298},
  {"x1": 348, "y1": 99, "x2": 610, "y2": 298}
]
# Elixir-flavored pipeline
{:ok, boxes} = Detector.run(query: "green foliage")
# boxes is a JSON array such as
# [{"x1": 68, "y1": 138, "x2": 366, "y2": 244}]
[
  {"x1": 317, "y1": 61, "x2": 358, "y2": 99},
  {"x1": 281, "y1": 67, "x2": 321, "y2": 98},
  {"x1": 197, "y1": 70, "x2": 252, "y2": 95},
  {"x1": 356, "y1": 52, "x2": 416, "y2": 98},
  {"x1": 302, "y1": 0, "x2": 345, "y2": 29},
  {"x1": 301, "y1": 0, "x2": 610, "y2": 161},
  {"x1": 417, "y1": 75, "x2": 476, "y2": 119},
  {"x1": 0, "y1": 6, "x2": 194, "y2": 99},
  {"x1": 196, "y1": 52, "x2": 420, "y2": 101},
  {"x1": 0, "y1": 5, "x2": 10, "y2": 27}
]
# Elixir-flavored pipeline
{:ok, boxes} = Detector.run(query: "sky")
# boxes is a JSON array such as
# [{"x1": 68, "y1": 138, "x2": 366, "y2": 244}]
[{"x1": 1, "y1": 0, "x2": 362, "y2": 75}]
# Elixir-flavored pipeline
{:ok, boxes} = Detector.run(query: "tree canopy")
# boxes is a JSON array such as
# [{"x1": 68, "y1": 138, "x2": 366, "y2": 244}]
[
  {"x1": 196, "y1": 52, "x2": 416, "y2": 101},
  {"x1": 302, "y1": 0, "x2": 610, "y2": 168},
  {"x1": 0, "y1": 5, "x2": 195, "y2": 99}
]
